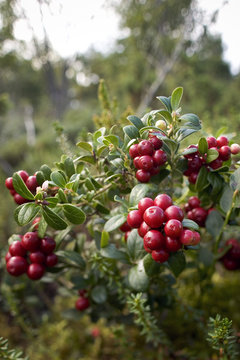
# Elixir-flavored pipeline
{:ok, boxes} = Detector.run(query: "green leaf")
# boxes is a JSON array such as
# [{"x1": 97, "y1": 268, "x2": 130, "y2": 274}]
[
  {"x1": 76, "y1": 155, "x2": 95, "y2": 164},
  {"x1": 91, "y1": 285, "x2": 107, "y2": 304},
  {"x1": 127, "y1": 115, "x2": 144, "y2": 130},
  {"x1": 206, "y1": 148, "x2": 219, "y2": 163},
  {"x1": 76, "y1": 141, "x2": 93, "y2": 153},
  {"x1": 198, "y1": 246, "x2": 214, "y2": 267},
  {"x1": 178, "y1": 113, "x2": 201, "y2": 130},
  {"x1": 85, "y1": 178, "x2": 95, "y2": 190},
  {"x1": 129, "y1": 184, "x2": 153, "y2": 206},
  {"x1": 168, "y1": 251, "x2": 186, "y2": 277},
  {"x1": 156, "y1": 96, "x2": 172, "y2": 112},
  {"x1": 104, "y1": 214, "x2": 127, "y2": 232},
  {"x1": 40, "y1": 164, "x2": 52, "y2": 180},
  {"x1": 35, "y1": 171, "x2": 45, "y2": 185},
  {"x1": 50, "y1": 171, "x2": 66, "y2": 188},
  {"x1": 230, "y1": 167, "x2": 240, "y2": 191},
  {"x1": 158, "y1": 109, "x2": 172, "y2": 122},
  {"x1": 171, "y1": 87, "x2": 183, "y2": 111},
  {"x1": 176, "y1": 128, "x2": 198, "y2": 142},
  {"x1": 143, "y1": 253, "x2": 162, "y2": 277},
  {"x1": 12, "y1": 173, "x2": 35, "y2": 200},
  {"x1": 37, "y1": 217, "x2": 48, "y2": 238},
  {"x1": 128, "y1": 260, "x2": 149, "y2": 291},
  {"x1": 58, "y1": 188, "x2": 68, "y2": 203},
  {"x1": 198, "y1": 137, "x2": 208, "y2": 155},
  {"x1": 100, "y1": 244, "x2": 129, "y2": 263},
  {"x1": 182, "y1": 219, "x2": 199, "y2": 231},
  {"x1": 101, "y1": 230, "x2": 109, "y2": 248},
  {"x1": 64, "y1": 158, "x2": 75, "y2": 178},
  {"x1": 42, "y1": 206, "x2": 68, "y2": 230},
  {"x1": 57, "y1": 250, "x2": 85, "y2": 269},
  {"x1": 102, "y1": 135, "x2": 119, "y2": 147},
  {"x1": 207, "y1": 173, "x2": 224, "y2": 197},
  {"x1": 127, "y1": 229, "x2": 144, "y2": 261},
  {"x1": 205, "y1": 210, "x2": 224, "y2": 237},
  {"x1": 63, "y1": 204, "x2": 86, "y2": 225},
  {"x1": 94, "y1": 200, "x2": 110, "y2": 215},
  {"x1": 123, "y1": 125, "x2": 139, "y2": 139},
  {"x1": 181, "y1": 148, "x2": 198, "y2": 156},
  {"x1": 14, "y1": 203, "x2": 40, "y2": 226},
  {"x1": 196, "y1": 166, "x2": 209, "y2": 191},
  {"x1": 220, "y1": 185, "x2": 234, "y2": 213}
]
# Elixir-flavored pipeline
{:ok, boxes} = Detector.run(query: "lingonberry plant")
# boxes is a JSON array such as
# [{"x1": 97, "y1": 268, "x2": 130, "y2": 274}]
[{"x1": 3, "y1": 86, "x2": 240, "y2": 356}]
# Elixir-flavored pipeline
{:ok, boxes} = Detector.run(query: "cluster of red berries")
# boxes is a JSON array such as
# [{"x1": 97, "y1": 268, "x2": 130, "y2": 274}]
[
  {"x1": 219, "y1": 239, "x2": 240, "y2": 271},
  {"x1": 126, "y1": 194, "x2": 200, "y2": 263},
  {"x1": 183, "y1": 136, "x2": 240, "y2": 184},
  {"x1": 129, "y1": 136, "x2": 167, "y2": 183},
  {"x1": 75, "y1": 289, "x2": 90, "y2": 311},
  {"x1": 5, "y1": 170, "x2": 39, "y2": 205},
  {"x1": 119, "y1": 221, "x2": 132, "y2": 241},
  {"x1": 184, "y1": 196, "x2": 208, "y2": 227},
  {"x1": 5, "y1": 229, "x2": 58, "y2": 280}
]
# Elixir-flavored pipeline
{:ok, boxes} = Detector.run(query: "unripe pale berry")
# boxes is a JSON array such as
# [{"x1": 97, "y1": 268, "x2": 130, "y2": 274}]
[
  {"x1": 155, "y1": 120, "x2": 167, "y2": 130},
  {"x1": 230, "y1": 143, "x2": 240, "y2": 155}
]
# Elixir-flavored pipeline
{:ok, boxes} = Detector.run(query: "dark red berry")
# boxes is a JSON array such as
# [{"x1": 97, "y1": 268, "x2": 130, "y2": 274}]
[
  {"x1": 217, "y1": 136, "x2": 228, "y2": 148},
  {"x1": 138, "y1": 155, "x2": 154, "y2": 171},
  {"x1": 5, "y1": 177, "x2": 14, "y2": 190},
  {"x1": 5, "y1": 251, "x2": 12, "y2": 263},
  {"x1": 138, "y1": 221, "x2": 151, "y2": 237},
  {"x1": 9, "y1": 241, "x2": 27, "y2": 257},
  {"x1": 149, "y1": 136, "x2": 162, "y2": 150},
  {"x1": 188, "y1": 172, "x2": 199, "y2": 184},
  {"x1": 78, "y1": 289, "x2": 87, "y2": 297},
  {"x1": 26, "y1": 176, "x2": 38, "y2": 192},
  {"x1": 7, "y1": 256, "x2": 28, "y2": 276},
  {"x1": 138, "y1": 140, "x2": 154, "y2": 156},
  {"x1": 207, "y1": 136, "x2": 217, "y2": 148},
  {"x1": 187, "y1": 210, "x2": 195, "y2": 221},
  {"x1": 144, "y1": 230, "x2": 165, "y2": 250},
  {"x1": 27, "y1": 263, "x2": 45, "y2": 280},
  {"x1": 75, "y1": 297, "x2": 90, "y2": 311},
  {"x1": 129, "y1": 144, "x2": 139, "y2": 158},
  {"x1": 127, "y1": 210, "x2": 143, "y2": 228},
  {"x1": 133, "y1": 156, "x2": 141, "y2": 169},
  {"x1": 14, "y1": 194, "x2": 28, "y2": 205},
  {"x1": 192, "y1": 207, "x2": 208, "y2": 227},
  {"x1": 164, "y1": 219, "x2": 183, "y2": 238},
  {"x1": 164, "y1": 205, "x2": 184, "y2": 222},
  {"x1": 209, "y1": 158, "x2": 223, "y2": 170},
  {"x1": 120, "y1": 221, "x2": 132, "y2": 232},
  {"x1": 143, "y1": 243, "x2": 152, "y2": 253},
  {"x1": 222, "y1": 258, "x2": 239, "y2": 270},
  {"x1": 152, "y1": 249, "x2": 169, "y2": 263},
  {"x1": 17, "y1": 170, "x2": 29, "y2": 182},
  {"x1": 165, "y1": 237, "x2": 181, "y2": 252},
  {"x1": 152, "y1": 150, "x2": 167, "y2": 166},
  {"x1": 218, "y1": 146, "x2": 231, "y2": 161},
  {"x1": 149, "y1": 165, "x2": 160, "y2": 175},
  {"x1": 138, "y1": 197, "x2": 154, "y2": 214},
  {"x1": 188, "y1": 196, "x2": 200, "y2": 209},
  {"x1": 46, "y1": 253, "x2": 58, "y2": 267},
  {"x1": 22, "y1": 232, "x2": 41, "y2": 252},
  {"x1": 40, "y1": 237, "x2": 56, "y2": 254},
  {"x1": 184, "y1": 203, "x2": 192, "y2": 213},
  {"x1": 29, "y1": 251, "x2": 46, "y2": 264},
  {"x1": 226, "y1": 239, "x2": 240, "y2": 260},
  {"x1": 184, "y1": 145, "x2": 198, "y2": 159},
  {"x1": 154, "y1": 194, "x2": 172, "y2": 210},
  {"x1": 136, "y1": 170, "x2": 151, "y2": 183},
  {"x1": 187, "y1": 156, "x2": 202, "y2": 172},
  {"x1": 180, "y1": 229, "x2": 195, "y2": 245},
  {"x1": 143, "y1": 206, "x2": 165, "y2": 228},
  {"x1": 10, "y1": 189, "x2": 16, "y2": 196}
]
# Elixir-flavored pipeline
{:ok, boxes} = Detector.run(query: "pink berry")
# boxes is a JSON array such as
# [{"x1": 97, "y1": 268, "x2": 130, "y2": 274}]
[
  {"x1": 143, "y1": 243, "x2": 152, "y2": 253},
  {"x1": 180, "y1": 229, "x2": 195, "y2": 245},
  {"x1": 133, "y1": 156, "x2": 141, "y2": 169},
  {"x1": 154, "y1": 194, "x2": 172, "y2": 210},
  {"x1": 136, "y1": 170, "x2": 151, "y2": 183},
  {"x1": 184, "y1": 145, "x2": 198, "y2": 159},
  {"x1": 152, "y1": 249, "x2": 169, "y2": 263},
  {"x1": 143, "y1": 230, "x2": 165, "y2": 250},
  {"x1": 14, "y1": 194, "x2": 28, "y2": 205},
  {"x1": 138, "y1": 197, "x2": 154, "y2": 214},
  {"x1": 119, "y1": 221, "x2": 132, "y2": 232},
  {"x1": 222, "y1": 258, "x2": 239, "y2": 271},
  {"x1": 149, "y1": 166, "x2": 160, "y2": 175},
  {"x1": 192, "y1": 207, "x2": 208, "y2": 227},
  {"x1": 5, "y1": 251, "x2": 12, "y2": 263},
  {"x1": 209, "y1": 158, "x2": 223, "y2": 170},
  {"x1": 188, "y1": 172, "x2": 199, "y2": 184},
  {"x1": 187, "y1": 157, "x2": 202, "y2": 172},
  {"x1": 127, "y1": 210, "x2": 143, "y2": 228},
  {"x1": 230, "y1": 143, "x2": 240, "y2": 155},
  {"x1": 129, "y1": 144, "x2": 139, "y2": 158},
  {"x1": 143, "y1": 206, "x2": 165, "y2": 228},
  {"x1": 192, "y1": 231, "x2": 201, "y2": 245},
  {"x1": 138, "y1": 140, "x2": 154, "y2": 156},
  {"x1": 164, "y1": 205, "x2": 184, "y2": 222},
  {"x1": 124, "y1": 231, "x2": 131, "y2": 241}
]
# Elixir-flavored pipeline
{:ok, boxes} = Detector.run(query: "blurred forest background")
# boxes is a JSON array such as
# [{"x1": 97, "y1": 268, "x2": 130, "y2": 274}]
[{"x1": 1, "y1": 0, "x2": 240, "y2": 358}]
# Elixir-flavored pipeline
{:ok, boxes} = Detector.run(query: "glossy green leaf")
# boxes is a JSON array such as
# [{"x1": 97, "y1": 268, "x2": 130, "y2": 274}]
[
  {"x1": 100, "y1": 244, "x2": 129, "y2": 263},
  {"x1": 205, "y1": 210, "x2": 224, "y2": 237},
  {"x1": 127, "y1": 115, "x2": 144, "y2": 129},
  {"x1": 143, "y1": 253, "x2": 162, "y2": 277},
  {"x1": 42, "y1": 206, "x2": 68, "y2": 230},
  {"x1": 129, "y1": 184, "x2": 153, "y2": 206},
  {"x1": 58, "y1": 188, "x2": 68, "y2": 203},
  {"x1": 57, "y1": 250, "x2": 85, "y2": 269},
  {"x1": 14, "y1": 203, "x2": 40, "y2": 226},
  {"x1": 158, "y1": 109, "x2": 172, "y2": 122},
  {"x1": 128, "y1": 260, "x2": 149, "y2": 291},
  {"x1": 37, "y1": 216, "x2": 48, "y2": 238},
  {"x1": 127, "y1": 229, "x2": 144, "y2": 261},
  {"x1": 198, "y1": 137, "x2": 208, "y2": 155},
  {"x1": 76, "y1": 155, "x2": 95, "y2": 164},
  {"x1": 40, "y1": 164, "x2": 52, "y2": 180},
  {"x1": 182, "y1": 219, "x2": 199, "y2": 231},
  {"x1": 220, "y1": 185, "x2": 234, "y2": 213},
  {"x1": 104, "y1": 214, "x2": 126, "y2": 232},
  {"x1": 178, "y1": 113, "x2": 201, "y2": 130},
  {"x1": 171, "y1": 87, "x2": 183, "y2": 110},
  {"x1": 35, "y1": 171, "x2": 45, "y2": 185},
  {"x1": 206, "y1": 148, "x2": 219, "y2": 163},
  {"x1": 76, "y1": 141, "x2": 93, "y2": 153},
  {"x1": 123, "y1": 125, "x2": 139, "y2": 139},
  {"x1": 156, "y1": 96, "x2": 172, "y2": 112},
  {"x1": 102, "y1": 135, "x2": 119, "y2": 147},
  {"x1": 50, "y1": 171, "x2": 66, "y2": 188},
  {"x1": 101, "y1": 230, "x2": 109, "y2": 248},
  {"x1": 91, "y1": 285, "x2": 107, "y2": 304},
  {"x1": 63, "y1": 204, "x2": 86, "y2": 225},
  {"x1": 196, "y1": 166, "x2": 209, "y2": 191},
  {"x1": 230, "y1": 167, "x2": 240, "y2": 191},
  {"x1": 64, "y1": 158, "x2": 75, "y2": 178},
  {"x1": 168, "y1": 251, "x2": 186, "y2": 277},
  {"x1": 12, "y1": 173, "x2": 35, "y2": 200}
]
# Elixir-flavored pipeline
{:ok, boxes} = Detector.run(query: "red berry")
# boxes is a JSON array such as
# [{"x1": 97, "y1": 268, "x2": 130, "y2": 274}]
[
  {"x1": 164, "y1": 219, "x2": 183, "y2": 238},
  {"x1": 138, "y1": 221, "x2": 151, "y2": 237},
  {"x1": 154, "y1": 194, "x2": 172, "y2": 210},
  {"x1": 143, "y1": 243, "x2": 152, "y2": 253},
  {"x1": 7, "y1": 256, "x2": 28, "y2": 276},
  {"x1": 138, "y1": 197, "x2": 154, "y2": 214},
  {"x1": 149, "y1": 136, "x2": 162, "y2": 150},
  {"x1": 164, "y1": 205, "x2": 184, "y2": 222},
  {"x1": 152, "y1": 249, "x2": 169, "y2": 263},
  {"x1": 187, "y1": 210, "x2": 194, "y2": 220},
  {"x1": 230, "y1": 143, "x2": 240, "y2": 155},
  {"x1": 5, "y1": 251, "x2": 12, "y2": 263},
  {"x1": 32, "y1": 216, "x2": 41, "y2": 229},
  {"x1": 188, "y1": 196, "x2": 201, "y2": 209},
  {"x1": 9, "y1": 241, "x2": 27, "y2": 257},
  {"x1": 187, "y1": 157, "x2": 202, "y2": 172},
  {"x1": 165, "y1": 237, "x2": 181, "y2": 252},
  {"x1": 10, "y1": 189, "x2": 16, "y2": 196},
  {"x1": 138, "y1": 140, "x2": 154, "y2": 156},
  {"x1": 14, "y1": 194, "x2": 28, "y2": 205},
  {"x1": 192, "y1": 207, "x2": 208, "y2": 227},
  {"x1": 226, "y1": 239, "x2": 240, "y2": 260},
  {"x1": 91, "y1": 327, "x2": 100, "y2": 338},
  {"x1": 192, "y1": 231, "x2": 201, "y2": 245},
  {"x1": 29, "y1": 251, "x2": 46, "y2": 264},
  {"x1": 184, "y1": 145, "x2": 198, "y2": 159},
  {"x1": 129, "y1": 144, "x2": 139, "y2": 158},
  {"x1": 5, "y1": 177, "x2": 14, "y2": 190},
  {"x1": 27, "y1": 263, "x2": 45, "y2": 280},
  {"x1": 184, "y1": 203, "x2": 192, "y2": 213},
  {"x1": 188, "y1": 172, "x2": 199, "y2": 184},
  {"x1": 207, "y1": 136, "x2": 217, "y2": 148},
  {"x1": 217, "y1": 136, "x2": 228, "y2": 148},
  {"x1": 133, "y1": 156, "x2": 141, "y2": 169},
  {"x1": 127, "y1": 210, "x2": 143, "y2": 228},
  {"x1": 78, "y1": 289, "x2": 87, "y2": 297},
  {"x1": 26, "y1": 176, "x2": 38, "y2": 192},
  {"x1": 46, "y1": 253, "x2": 58, "y2": 267},
  {"x1": 143, "y1": 206, "x2": 165, "y2": 228},
  {"x1": 180, "y1": 229, "x2": 195, "y2": 245},
  {"x1": 136, "y1": 170, "x2": 151, "y2": 183},
  {"x1": 75, "y1": 297, "x2": 90, "y2": 311},
  {"x1": 17, "y1": 170, "x2": 29, "y2": 182},
  {"x1": 144, "y1": 230, "x2": 165, "y2": 250},
  {"x1": 222, "y1": 258, "x2": 239, "y2": 271},
  {"x1": 149, "y1": 165, "x2": 160, "y2": 175},
  {"x1": 124, "y1": 231, "x2": 131, "y2": 242},
  {"x1": 22, "y1": 232, "x2": 41, "y2": 252},
  {"x1": 209, "y1": 158, "x2": 223, "y2": 170},
  {"x1": 40, "y1": 237, "x2": 56, "y2": 254},
  {"x1": 120, "y1": 221, "x2": 131, "y2": 232},
  {"x1": 138, "y1": 155, "x2": 154, "y2": 171},
  {"x1": 152, "y1": 149, "x2": 167, "y2": 166},
  {"x1": 218, "y1": 146, "x2": 231, "y2": 161}
]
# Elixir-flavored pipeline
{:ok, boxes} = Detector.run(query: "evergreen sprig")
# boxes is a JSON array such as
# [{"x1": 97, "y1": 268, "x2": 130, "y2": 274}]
[
  {"x1": 0, "y1": 337, "x2": 28, "y2": 360},
  {"x1": 207, "y1": 314, "x2": 239, "y2": 360}
]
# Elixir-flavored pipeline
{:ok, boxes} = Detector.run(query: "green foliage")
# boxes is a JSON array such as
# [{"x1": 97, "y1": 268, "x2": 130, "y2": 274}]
[{"x1": 0, "y1": 337, "x2": 28, "y2": 360}]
